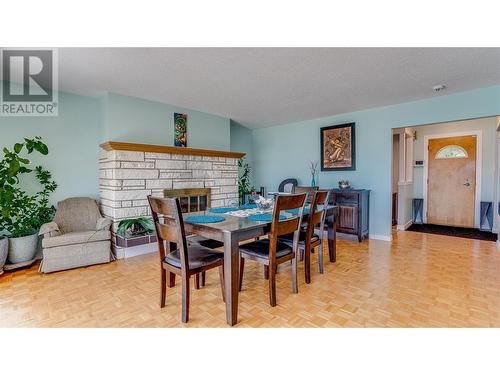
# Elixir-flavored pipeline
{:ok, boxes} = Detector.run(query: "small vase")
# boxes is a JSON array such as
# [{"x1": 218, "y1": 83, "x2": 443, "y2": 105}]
[{"x1": 311, "y1": 174, "x2": 316, "y2": 188}]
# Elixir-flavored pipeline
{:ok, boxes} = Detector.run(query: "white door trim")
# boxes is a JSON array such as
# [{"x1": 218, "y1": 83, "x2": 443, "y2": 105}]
[{"x1": 423, "y1": 130, "x2": 482, "y2": 228}]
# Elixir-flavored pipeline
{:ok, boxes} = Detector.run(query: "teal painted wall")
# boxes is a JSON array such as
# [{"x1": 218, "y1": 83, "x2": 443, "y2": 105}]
[
  {"x1": 103, "y1": 92, "x2": 231, "y2": 150},
  {"x1": 251, "y1": 85, "x2": 500, "y2": 239},
  {"x1": 0, "y1": 90, "x2": 232, "y2": 206},
  {"x1": 0, "y1": 90, "x2": 102, "y2": 203},
  {"x1": 230, "y1": 120, "x2": 254, "y2": 185}
]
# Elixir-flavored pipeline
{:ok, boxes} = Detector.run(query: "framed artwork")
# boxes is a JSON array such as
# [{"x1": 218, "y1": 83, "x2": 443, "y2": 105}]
[
  {"x1": 320, "y1": 122, "x2": 355, "y2": 171},
  {"x1": 174, "y1": 113, "x2": 187, "y2": 147}
]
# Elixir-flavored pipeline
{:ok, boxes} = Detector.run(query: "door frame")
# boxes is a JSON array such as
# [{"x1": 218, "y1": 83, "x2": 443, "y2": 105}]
[{"x1": 423, "y1": 130, "x2": 482, "y2": 228}]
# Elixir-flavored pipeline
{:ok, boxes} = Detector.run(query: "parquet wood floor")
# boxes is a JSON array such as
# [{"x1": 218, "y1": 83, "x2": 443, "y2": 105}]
[{"x1": 1, "y1": 230, "x2": 499, "y2": 327}]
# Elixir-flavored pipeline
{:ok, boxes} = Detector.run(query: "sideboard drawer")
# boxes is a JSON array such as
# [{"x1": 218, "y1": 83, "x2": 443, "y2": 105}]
[{"x1": 334, "y1": 192, "x2": 360, "y2": 205}]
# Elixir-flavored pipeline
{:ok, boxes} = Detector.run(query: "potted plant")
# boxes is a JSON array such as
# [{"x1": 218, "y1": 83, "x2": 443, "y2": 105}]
[
  {"x1": 115, "y1": 217, "x2": 156, "y2": 248},
  {"x1": 0, "y1": 236, "x2": 7, "y2": 275},
  {"x1": 0, "y1": 137, "x2": 57, "y2": 264},
  {"x1": 338, "y1": 180, "x2": 351, "y2": 189},
  {"x1": 238, "y1": 157, "x2": 256, "y2": 205}
]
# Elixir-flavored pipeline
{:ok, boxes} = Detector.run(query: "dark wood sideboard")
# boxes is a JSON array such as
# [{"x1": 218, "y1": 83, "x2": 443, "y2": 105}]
[{"x1": 330, "y1": 188, "x2": 370, "y2": 242}]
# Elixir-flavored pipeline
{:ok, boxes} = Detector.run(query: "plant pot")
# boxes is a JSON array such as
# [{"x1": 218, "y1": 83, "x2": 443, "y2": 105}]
[
  {"x1": 0, "y1": 238, "x2": 8, "y2": 275},
  {"x1": 8, "y1": 233, "x2": 39, "y2": 264}
]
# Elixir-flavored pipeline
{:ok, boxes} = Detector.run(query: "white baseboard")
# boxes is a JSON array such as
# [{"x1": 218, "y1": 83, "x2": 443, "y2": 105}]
[
  {"x1": 369, "y1": 234, "x2": 392, "y2": 242},
  {"x1": 124, "y1": 242, "x2": 157, "y2": 258},
  {"x1": 114, "y1": 242, "x2": 157, "y2": 259},
  {"x1": 397, "y1": 220, "x2": 413, "y2": 231}
]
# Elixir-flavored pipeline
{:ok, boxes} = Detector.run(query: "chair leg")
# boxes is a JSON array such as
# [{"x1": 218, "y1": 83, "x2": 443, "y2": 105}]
[
  {"x1": 201, "y1": 271, "x2": 206, "y2": 287},
  {"x1": 168, "y1": 272, "x2": 176, "y2": 287},
  {"x1": 219, "y1": 265, "x2": 225, "y2": 302},
  {"x1": 269, "y1": 263, "x2": 277, "y2": 307},
  {"x1": 291, "y1": 256, "x2": 298, "y2": 294},
  {"x1": 318, "y1": 241, "x2": 324, "y2": 274},
  {"x1": 239, "y1": 257, "x2": 245, "y2": 292},
  {"x1": 181, "y1": 274, "x2": 190, "y2": 323},
  {"x1": 264, "y1": 265, "x2": 269, "y2": 280},
  {"x1": 194, "y1": 273, "x2": 200, "y2": 290},
  {"x1": 299, "y1": 248, "x2": 304, "y2": 261},
  {"x1": 304, "y1": 246, "x2": 311, "y2": 284},
  {"x1": 160, "y1": 268, "x2": 167, "y2": 308}
]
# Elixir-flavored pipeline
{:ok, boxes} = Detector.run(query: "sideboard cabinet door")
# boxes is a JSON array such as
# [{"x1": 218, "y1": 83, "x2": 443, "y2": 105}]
[{"x1": 337, "y1": 205, "x2": 358, "y2": 233}]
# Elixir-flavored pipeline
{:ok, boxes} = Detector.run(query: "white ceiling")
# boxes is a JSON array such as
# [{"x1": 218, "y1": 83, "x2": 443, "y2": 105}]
[{"x1": 56, "y1": 48, "x2": 500, "y2": 128}]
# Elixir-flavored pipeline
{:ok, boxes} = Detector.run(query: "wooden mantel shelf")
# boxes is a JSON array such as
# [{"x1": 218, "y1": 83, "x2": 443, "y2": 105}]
[{"x1": 100, "y1": 141, "x2": 245, "y2": 159}]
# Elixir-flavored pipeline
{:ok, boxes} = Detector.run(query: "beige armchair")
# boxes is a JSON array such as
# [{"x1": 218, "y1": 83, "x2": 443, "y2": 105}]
[{"x1": 39, "y1": 197, "x2": 113, "y2": 273}]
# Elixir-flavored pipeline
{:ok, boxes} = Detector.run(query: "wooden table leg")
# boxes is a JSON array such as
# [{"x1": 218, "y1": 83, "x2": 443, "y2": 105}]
[
  {"x1": 327, "y1": 209, "x2": 337, "y2": 263},
  {"x1": 168, "y1": 241, "x2": 177, "y2": 287},
  {"x1": 223, "y1": 232, "x2": 239, "y2": 326}
]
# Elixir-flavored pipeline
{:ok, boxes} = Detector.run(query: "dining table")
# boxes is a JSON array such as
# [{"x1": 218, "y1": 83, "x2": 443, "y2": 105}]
[{"x1": 165, "y1": 205, "x2": 338, "y2": 326}]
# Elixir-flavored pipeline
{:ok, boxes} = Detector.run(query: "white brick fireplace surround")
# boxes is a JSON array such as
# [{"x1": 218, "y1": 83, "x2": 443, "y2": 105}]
[{"x1": 99, "y1": 141, "x2": 245, "y2": 259}]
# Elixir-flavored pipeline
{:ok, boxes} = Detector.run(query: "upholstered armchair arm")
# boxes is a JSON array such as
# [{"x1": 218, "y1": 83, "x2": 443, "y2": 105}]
[
  {"x1": 39, "y1": 222, "x2": 61, "y2": 238},
  {"x1": 96, "y1": 217, "x2": 112, "y2": 231}
]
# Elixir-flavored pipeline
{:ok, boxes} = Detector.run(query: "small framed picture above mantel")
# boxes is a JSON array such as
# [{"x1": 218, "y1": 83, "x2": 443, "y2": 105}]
[
  {"x1": 320, "y1": 122, "x2": 356, "y2": 171},
  {"x1": 174, "y1": 113, "x2": 188, "y2": 147}
]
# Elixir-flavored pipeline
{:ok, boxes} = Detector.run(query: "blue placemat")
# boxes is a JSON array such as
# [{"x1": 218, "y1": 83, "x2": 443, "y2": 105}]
[
  {"x1": 240, "y1": 203, "x2": 257, "y2": 209},
  {"x1": 208, "y1": 207, "x2": 238, "y2": 213},
  {"x1": 286, "y1": 207, "x2": 310, "y2": 215},
  {"x1": 185, "y1": 215, "x2": 226, "y2": 224},
  {"x1": 248, "y1": 213, "x2": 286, "y2": 222}
]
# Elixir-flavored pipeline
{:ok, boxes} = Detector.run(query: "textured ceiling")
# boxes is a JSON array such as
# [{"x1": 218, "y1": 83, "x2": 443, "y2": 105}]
[{"x1": 51, "y1": 48, "x2": 500, "y2": 128}]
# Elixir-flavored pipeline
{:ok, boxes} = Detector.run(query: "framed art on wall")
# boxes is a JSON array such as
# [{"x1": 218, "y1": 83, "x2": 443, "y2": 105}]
[
  {"x1": 174, "y1": 113, "x2": 187, "y2": 147},
  {"x1": 320, "y1": 122, "x2": 355, "y2": 171}
]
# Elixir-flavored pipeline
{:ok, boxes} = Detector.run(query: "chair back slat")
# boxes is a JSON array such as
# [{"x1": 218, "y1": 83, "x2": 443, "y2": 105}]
[
  {"x1": 155, "y1": 223, "x2": 178, "y2": 243},
  {"x1": 293, "y1": 186, "x2": 319, "y2": 194},
  {"x1": 148, "y1": 195, "x2": 190, "y2": 271},
  {"x1": 267, "y1": 193, "x2": 307, "y2": 263},
  {"x1": 275, "y1": 217, "x2": 301, "y2": 237},
  {"x1": 311, "y1": 210, "x2": 323, "y2": 226},
  {"x1": 304, "y1": 190, "x2": 329, "y2": 242},
  {"x1": 293, "y1": 186, "x2": 319, "y2": 203}
]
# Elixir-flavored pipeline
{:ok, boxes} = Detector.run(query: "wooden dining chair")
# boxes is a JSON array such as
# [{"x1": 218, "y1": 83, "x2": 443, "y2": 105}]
[
  {"x1": 164, "y1": 188, "x2": 224, "y2": 289},
  {"x1": 278, "y1": 178, "x2": 298, "y2": 193},
  {"x1": 279, "y1": 191, "x2": 330, "y2": 283},
  {"x1": 238, "y1": 193, "x2": 307, "y2": 306},
  {"x1": 293, "y1": 186, "x2": 319, "y2": 194},
  {"x1": 148, "y1": 196, "x2": 225, "y2": 323},
  {"x1": 293, "y1": 186, "x2": 319, "y2": 203}
]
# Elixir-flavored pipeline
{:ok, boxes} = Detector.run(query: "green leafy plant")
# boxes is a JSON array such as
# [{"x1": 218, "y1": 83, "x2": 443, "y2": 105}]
[
  {"x1": 0, "y1": 137, "x2": 57, "y2": 238},
  {"x1": 338, "y1": 180, "x2": 350, "y2": 188},
  {"x1": 117, "y1": 217, "x2": 155, "y2": 237},
  {"x1": 238, "y1": 157, "x2": 255, "y2": 202}
]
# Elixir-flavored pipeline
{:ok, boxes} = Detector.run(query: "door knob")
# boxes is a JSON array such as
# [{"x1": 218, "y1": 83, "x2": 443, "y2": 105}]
[{"x1": 463, "y1": 179, "x2": 470, "y2": 187}]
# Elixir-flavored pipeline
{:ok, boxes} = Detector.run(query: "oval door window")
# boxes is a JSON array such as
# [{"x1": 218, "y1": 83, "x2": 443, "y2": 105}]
[{"x1": 435, "y1": 145, "x2": 468, "y2": 159}]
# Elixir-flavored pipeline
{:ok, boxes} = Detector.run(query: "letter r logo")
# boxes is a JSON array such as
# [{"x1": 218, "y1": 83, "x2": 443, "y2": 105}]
[{"x1": 2, "y1": 50, "x2": 53, "y2": 102}]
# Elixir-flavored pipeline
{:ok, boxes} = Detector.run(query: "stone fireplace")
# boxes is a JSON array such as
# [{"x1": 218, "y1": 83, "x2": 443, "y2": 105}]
[{"x1": 99, "y1": 141, "x2": 244, "y2": 258}]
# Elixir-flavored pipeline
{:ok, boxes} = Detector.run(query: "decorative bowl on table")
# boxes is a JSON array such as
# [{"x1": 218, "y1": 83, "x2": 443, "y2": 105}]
[{"x1": 254, "y1": 195, "x2": 273, "y2": 210}]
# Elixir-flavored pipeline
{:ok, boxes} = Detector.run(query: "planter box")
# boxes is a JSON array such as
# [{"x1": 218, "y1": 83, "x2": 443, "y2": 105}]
[{"x1": 115, "y1": 233, "x2": 157, "y2": 248}]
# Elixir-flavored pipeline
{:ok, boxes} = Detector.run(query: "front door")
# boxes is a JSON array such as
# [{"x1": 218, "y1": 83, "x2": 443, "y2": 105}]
[{"x1": 427, "y1": 135, "x2": 476, "y2": 227}]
